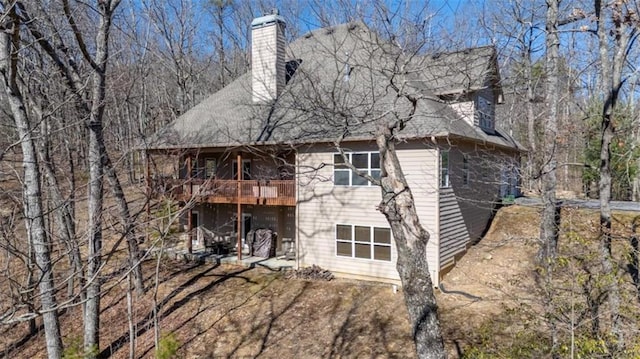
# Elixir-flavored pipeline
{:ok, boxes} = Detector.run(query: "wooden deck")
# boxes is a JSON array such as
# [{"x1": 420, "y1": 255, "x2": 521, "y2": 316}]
[{"x1": 162, "y1": 178, "x2": 296, "y2": 206}]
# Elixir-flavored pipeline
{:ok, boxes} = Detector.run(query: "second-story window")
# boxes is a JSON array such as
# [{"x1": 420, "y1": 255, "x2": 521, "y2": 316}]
[
  {"x1": 476, "y1": 96, "x2": 494, "y2": 130},
  {"x1": 205, "y1": 158, "x2": 216, "y2": 178},
  {"x1": 232, "y1": 160, "x2": 251, "y2": 180},
  {"x1": 333, "y1": 152, "x2": 380, "y2": 186},
  {"x1": 191, "y1": 158, "x2": 204, "y2": 179}
]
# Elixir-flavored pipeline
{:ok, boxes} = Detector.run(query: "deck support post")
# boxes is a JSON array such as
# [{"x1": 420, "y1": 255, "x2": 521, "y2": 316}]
[
  {"x1": 186, "y1": 154, "x2": 193, "y2": 254},
  {"x1": 236, "y1": 153, "x2": 242, "y2": 262}
]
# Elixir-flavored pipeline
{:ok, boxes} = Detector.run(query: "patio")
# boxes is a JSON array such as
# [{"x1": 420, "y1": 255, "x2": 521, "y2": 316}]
[{"x1": 150, "y1": 246, "x2": 296, "y2": 272}]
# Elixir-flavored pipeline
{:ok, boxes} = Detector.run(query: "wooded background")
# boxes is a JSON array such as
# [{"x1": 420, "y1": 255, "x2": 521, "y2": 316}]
[{"x1": 0, "y1": 1, "x2": 638, "y2": 358}]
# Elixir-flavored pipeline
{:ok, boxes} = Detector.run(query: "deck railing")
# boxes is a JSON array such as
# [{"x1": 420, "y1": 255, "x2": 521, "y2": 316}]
[{"x1": 161, "y1": 178, "x2": 296, "y2": 206}]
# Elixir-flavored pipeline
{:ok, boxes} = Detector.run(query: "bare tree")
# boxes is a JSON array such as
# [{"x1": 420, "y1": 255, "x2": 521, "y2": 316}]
[
  {"x1": 0, "y1": 3, "x2": 63, "y2": 357},
  {"x1": 536, "y1": 1, "x2": 561, "y2": 356},
  {"x1": 9, "y1": 0, "x2": 132, "y2": 352},
  {"x1": 375, "y1": 127, "x2": 446, "y2": 359},
  {"x1": 141, "y1": 0, "x2": 215, "y2": 115},
  {"x1": 540, "y1": 0, "x2": 561, "y2": 262},
  {"x1": 593, "y1": 0, "x2": 638, "y2": 350},
  {"x1": 492, "y1": 1, "x2": 546, "y2": 191},
  {"x1": 75, "y1": 0, "x2": 122, "y2": 351}
]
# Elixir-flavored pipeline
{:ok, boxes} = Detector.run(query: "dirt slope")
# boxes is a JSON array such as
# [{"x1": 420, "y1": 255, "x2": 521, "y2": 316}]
[{"x1": 436, "y1": 205, "x2": 541, "y2": 356}]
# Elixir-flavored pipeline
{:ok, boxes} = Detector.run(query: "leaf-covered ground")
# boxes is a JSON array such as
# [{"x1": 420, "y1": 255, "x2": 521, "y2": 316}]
[
  {"x1": 3, "y1": 260, "x2": 415, "y2": 358},
  {"x1": 3, "y1": 204, "x2": 639, "y2": 358}
]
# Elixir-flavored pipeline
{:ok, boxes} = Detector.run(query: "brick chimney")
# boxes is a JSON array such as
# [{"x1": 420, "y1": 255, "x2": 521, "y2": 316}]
[{"x1": 251, "y1": 10, "x2": 286, "y2": 103}]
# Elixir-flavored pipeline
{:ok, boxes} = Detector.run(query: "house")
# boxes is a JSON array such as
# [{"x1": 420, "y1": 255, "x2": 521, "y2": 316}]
[{"x1": 145, "y1": 12, "x2": 522, "y2": 286}]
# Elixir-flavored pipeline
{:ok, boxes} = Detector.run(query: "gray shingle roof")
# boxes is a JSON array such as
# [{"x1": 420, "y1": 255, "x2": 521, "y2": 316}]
[
  {"x1": 147, "y1": 22, "x2": 521, "y2": 152},
  {"x1": 417, "y1": 46, "x2": 501, "y2": 96}
]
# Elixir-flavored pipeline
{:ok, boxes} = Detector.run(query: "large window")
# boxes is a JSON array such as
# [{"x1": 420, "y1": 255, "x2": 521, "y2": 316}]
[
  {"x1": 333, "y1": 152, "x2": 380, "y2": 186},
  {"x1": 336, "y1": 224, "x2": 391, "y2": 261},
  {"x1": 440, "y1": 150, "x2": 450, "y2": 188}
]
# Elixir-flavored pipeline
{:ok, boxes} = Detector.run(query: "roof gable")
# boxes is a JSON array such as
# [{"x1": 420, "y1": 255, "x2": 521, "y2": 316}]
[{"x1": 417, "y1": 46, "x2": 502, "y2": 98}]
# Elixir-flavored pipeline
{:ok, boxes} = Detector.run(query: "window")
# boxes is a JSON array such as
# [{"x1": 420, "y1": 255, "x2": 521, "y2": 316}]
[
  {"x1": 343, "y1": 52, "x2": 352, "y2": 82},
  {"x1": 205, "y1": 158, "x2": 216, "y2": 178},
  {"x1": 336, "y1": 224, "x2": 391, "y2": 261},
  {"x1": 333, "y1": 152, "x2": 380, "y2": 186},
  {"x1": 191, "y1": 158, "x2": 204, "y2": 178},
  {"x1": 232, "y1": 159, "x2": 251, "y2": 180},
  {"x1": 440, "y1": 150, "x2": 449, "y2": 188},
  {"x1": 476, "y1": 96, "x2": 494, "y2": 130},
  {"x1": 462, "y1": 155, "x2": 469, "y2": 186}
]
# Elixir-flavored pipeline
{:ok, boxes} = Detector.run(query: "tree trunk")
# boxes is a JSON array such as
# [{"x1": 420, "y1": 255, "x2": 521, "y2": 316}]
[
  {"x1": 538, "y1": 2, "x2": 561, "y2": 354},
  {"x1": 40, "y1": 144, "x2": 84, "y2": 299},
  {"x1": 127, "y1": 275, "x2": 136, "y2": 359},
  {"x1": 0, "y1": 8, "x2": 63, "y2": 358},
  {"x1": 20, "y1": 0, "x2": 140, "y2": 297},
  {"x1": 33, "y1": 108, "x2": 84, "y2": 299},
  {"x1": 597, "y1": 104, "x2": 621, "y2": 347},
  {"x1": 84, "y1": 118, "x2": 103, "y2": 354},
  {"x1": 525, "y1": 45, "x2": 537, "y2": 192},
  {"x1": 26, "y1": 250, "x2": 37, "y2": 336},
  {"x1": 84, "y1": 0, "x2": 119, "y2": 351},
  {"x1": 594, "y1": 0, "x2": 632, "y2": 350},
  {"x1": 539, "y1": 0, "x2": 560, "y2": 263},
  {"x1": 633, "y1": 156, "x2": 640, "y2": 202},
  {"x1": 376, "y1": 128, "x2": 445, "y2": 359},
  {"x1": 102, "y1": 150, "x2": 145, "y2": 294}
]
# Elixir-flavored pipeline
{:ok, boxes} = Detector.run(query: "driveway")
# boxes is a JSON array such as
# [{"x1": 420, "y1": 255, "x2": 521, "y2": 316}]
[{"x1": 515, "y1": 197, "x2": 640, "y2": 212}]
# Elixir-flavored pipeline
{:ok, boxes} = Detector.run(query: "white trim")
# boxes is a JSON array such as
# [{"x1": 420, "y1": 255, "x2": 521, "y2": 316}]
[
  {"x1": 333, "y1": 151, "x2": 380, "y2": 187},
  {"x1": 335, "y1": 223, "x2": 392, "y2": 262},
  {"x1": 439, "y1": 150, "x2": 450, "y2": 188}
]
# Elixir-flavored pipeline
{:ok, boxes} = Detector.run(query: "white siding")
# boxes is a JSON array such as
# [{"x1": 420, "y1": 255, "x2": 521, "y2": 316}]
[
  {"x1": 450, "y1": 101, "x2": 474, "y2": 127},
  {"x1": 296, "y1": 142, "x2": 439, "y2": 284},
  {"x1": 447, "y1": 87, "x2": 496, "y2": 131},
  {"x1": 252, "y1": 20, "x2": 286, "y2": 103},
  {"x1": 400, "y1": 145, "x2": 440, "y2": 284}
]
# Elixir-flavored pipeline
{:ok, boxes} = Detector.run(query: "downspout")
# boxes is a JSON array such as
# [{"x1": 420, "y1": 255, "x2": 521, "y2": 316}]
[
  {"x1": 432, "y1": 138, "x2": 441, "y2": 287},
  {"x1": 295, "y1": 150, "x2": 300, "y2": 270}
]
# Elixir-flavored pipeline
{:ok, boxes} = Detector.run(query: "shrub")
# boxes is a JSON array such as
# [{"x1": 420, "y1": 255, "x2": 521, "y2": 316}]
[{"x1": 157, "y1": 332, "x2": 180, "y2": 359}]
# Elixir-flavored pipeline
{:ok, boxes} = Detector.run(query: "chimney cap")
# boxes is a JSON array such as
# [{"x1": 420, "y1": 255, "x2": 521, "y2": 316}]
[{"x1": 251, "y1": 12, "x2": 286, "y2": 29}]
